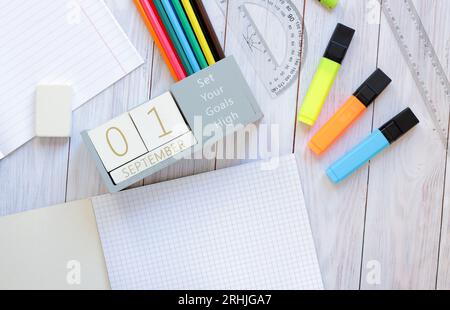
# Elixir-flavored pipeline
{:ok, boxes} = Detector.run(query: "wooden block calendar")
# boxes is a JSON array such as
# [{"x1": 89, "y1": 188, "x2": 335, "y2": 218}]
[{"x1": 82, "y1": 57, "x2": 263, "y2": 192}]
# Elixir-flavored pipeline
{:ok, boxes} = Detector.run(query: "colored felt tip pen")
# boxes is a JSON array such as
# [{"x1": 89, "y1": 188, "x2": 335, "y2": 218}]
[
  {"x1": 298, "y1": 23, "x2": 355, "y2": 126},
  {"x1": 309, "y1": 69, "x2": 392, "y2": 155},
  {"x1": 318, "y1": 0, "x2": 339, "y2": 9},
  {"x1": 327, "y1": 108, "x2": 419, "y2": 184}
]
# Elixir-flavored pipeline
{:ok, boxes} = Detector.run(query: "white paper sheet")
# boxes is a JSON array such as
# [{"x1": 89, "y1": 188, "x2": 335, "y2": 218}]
[
  {"x1": 0, "y1": 200, "x2": 110, "y2": 290},
  {"x1": 92, "y1": 155, "x2": 323, "y2": 290},
  {"x1": 0, "y1": 0, "x2": 143, "y2": 158}
]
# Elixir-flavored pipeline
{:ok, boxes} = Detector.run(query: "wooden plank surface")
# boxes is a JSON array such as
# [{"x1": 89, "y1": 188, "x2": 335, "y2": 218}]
[
  {"x1": 361, "y1": 0, "x2": 449, "y2": 290},
  {"x1": 0, "y1": 138, "x2": 68, "y2": 215},
  {"x1": 427, "y1": 0, "x2": 450, "y2": 290},
  {"x1": 0, "y1": 0, "x2": 449, "y2": 290}
]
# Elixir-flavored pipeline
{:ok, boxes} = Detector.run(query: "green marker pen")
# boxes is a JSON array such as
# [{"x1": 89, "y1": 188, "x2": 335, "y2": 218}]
[
  {"x1": 318, "y1": 0, "x2": 339, "y2": 10},
  {"x1": 298, "y1": 23, "x2": 355, "y2": 126}
]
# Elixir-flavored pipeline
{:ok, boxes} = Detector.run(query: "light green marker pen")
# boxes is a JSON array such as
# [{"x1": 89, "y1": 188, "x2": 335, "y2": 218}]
[
  {"x1": 298, "y1": 23, "x2": 355, "y2": 126},
  {"x1": 318, "y1": 0, "x2": 339, "y2": 10}
]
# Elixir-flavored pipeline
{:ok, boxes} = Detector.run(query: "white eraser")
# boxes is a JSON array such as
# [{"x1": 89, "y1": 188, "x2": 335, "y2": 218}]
[{"x1": 35, "y1": 85, "x2": 73, "y2": 137}]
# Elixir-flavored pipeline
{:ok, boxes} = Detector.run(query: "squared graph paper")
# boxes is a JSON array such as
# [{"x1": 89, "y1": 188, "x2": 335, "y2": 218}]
[{"x1": 92, "y1": 155, "x2": 323, "y2": 290}]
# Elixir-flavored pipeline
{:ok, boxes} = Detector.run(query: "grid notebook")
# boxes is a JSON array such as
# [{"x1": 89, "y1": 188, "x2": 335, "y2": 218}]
[
  {"x1": 0, "y1": 0, "x2": 143, "y2": 159},
  {"x1": 92, "y1": 155, "x2": 323, "y2": 290}
]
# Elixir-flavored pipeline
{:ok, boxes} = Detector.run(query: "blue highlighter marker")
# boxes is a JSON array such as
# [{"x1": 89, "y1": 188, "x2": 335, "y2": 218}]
[{"x1": 327, "y1": 108, "x2": 419, "y2": 183}]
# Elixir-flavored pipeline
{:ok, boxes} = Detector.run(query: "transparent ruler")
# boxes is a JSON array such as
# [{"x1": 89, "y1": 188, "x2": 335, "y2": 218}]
[
  {"x1": 381, "y1": 0, "x2": 450, "y2": 148},
  {"x1": 213, "y1": 0, "x2": 305, "y2": 97}
]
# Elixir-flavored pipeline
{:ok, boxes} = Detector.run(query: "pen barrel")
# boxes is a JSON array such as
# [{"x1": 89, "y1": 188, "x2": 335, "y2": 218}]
[
  {"x1": 308, "y1": 96, "x2": 366, "y2": 155},
  {"x1": 298, "y1": 57, "x2": 340, "y2": 126},
  {"x1": 326, "y1": 130, "x2": 390, "y2": 183}
]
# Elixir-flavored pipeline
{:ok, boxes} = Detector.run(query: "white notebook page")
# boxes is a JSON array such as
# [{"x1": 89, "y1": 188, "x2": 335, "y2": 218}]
[
  {"x1": 92, "y1": 155, "x2": 323, "y2": 290},
  {"x1": 0, "y1": 0, "x2": 143, "y2": 159}
]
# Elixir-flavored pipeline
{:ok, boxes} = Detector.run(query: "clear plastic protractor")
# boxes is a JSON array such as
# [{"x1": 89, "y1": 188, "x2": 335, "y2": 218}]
[{"x1": 214, "y1": 0, "x2": 306, "y2": 97}]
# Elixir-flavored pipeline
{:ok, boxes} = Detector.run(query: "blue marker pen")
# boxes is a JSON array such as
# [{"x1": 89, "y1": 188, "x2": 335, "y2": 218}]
[{"x1": 327, "y1": 108, "x2": 419, "y2": 183}]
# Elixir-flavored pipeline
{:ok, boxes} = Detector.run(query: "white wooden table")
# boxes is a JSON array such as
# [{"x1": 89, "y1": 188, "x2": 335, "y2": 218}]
[{"x1": 1, "y1": 0, "x2": 449, "y2": 290}]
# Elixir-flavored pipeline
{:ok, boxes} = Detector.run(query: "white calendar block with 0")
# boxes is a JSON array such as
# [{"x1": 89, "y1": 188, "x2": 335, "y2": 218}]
[{"x1": 88, "y1": 114, "x2": 148, "y2": 172}]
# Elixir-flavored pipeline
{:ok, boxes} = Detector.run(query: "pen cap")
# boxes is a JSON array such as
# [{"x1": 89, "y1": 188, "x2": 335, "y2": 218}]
[
  {"x1": 323, "y1": 23, "x2": 355, "y2": 64},
  {"x1": 318, "y1": 0, "x2": 339, "y2": 9},
  {"x1": 379, "y1": 108, "x2": 419, "y2": 144},
  {"x1": 353, "y1": 69, "x2": 392, "y2": 107}
]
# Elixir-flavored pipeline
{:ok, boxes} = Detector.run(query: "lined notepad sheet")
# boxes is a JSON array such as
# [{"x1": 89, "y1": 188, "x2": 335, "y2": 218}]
[
  {"x1": 92, "y1": 155, "x2": 323, "y2": 290},
  {"x1": 0, "y1": 0, "x2": 143, "y2": 159}
]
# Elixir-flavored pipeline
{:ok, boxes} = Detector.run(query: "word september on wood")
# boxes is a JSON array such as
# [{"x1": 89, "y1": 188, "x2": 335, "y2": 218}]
[{"x1": 82, "y1": 57, "x2": 263, "y2": 192}]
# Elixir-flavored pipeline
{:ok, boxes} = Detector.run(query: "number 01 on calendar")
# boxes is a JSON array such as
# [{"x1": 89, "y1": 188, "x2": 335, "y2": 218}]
[{"x1": 87, "y1": 92, "x2": 197, "y2": 185}]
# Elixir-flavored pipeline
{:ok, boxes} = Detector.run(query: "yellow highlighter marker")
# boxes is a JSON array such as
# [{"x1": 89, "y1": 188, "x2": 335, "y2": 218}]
[
  {"x1": 181, "y1": 0, "x2": 216, "y2": 65},
  {"x1": 298, "y1": 23, "x2": 355, "y2": 126}
]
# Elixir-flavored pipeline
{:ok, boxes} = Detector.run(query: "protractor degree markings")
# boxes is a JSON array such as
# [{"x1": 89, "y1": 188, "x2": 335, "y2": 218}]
[
  {"x1": 213, "y1": 0, "x2": 304, "y2": 97},
  {"x1": 239, "y1": 4, "x2": 279, "y2": 69},
  {"x1": 382, "y1": 0, "x2": 450, "y2": 147}
]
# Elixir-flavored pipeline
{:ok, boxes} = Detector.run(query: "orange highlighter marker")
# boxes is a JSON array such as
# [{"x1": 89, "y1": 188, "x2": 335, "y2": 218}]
[{"x1": 308, "y1": 69, "x2": 391, "y2": 155}]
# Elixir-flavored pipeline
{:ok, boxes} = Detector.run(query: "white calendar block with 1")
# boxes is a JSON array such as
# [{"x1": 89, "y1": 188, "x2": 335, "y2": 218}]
[{"x1": 129, "y1": 92, "x2": 191, "y2": 150}]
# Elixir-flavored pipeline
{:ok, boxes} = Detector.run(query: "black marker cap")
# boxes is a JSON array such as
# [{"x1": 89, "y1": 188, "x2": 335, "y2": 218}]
[
  {"x1": 323, "y1": 23, "x2": 355, "y2": 64},
  {"x1": 379, "y1": 108, "x2": 420, "y2": 144},
  {"x1": 354, "y1": 69, "x2": 392, "y2": 107}
]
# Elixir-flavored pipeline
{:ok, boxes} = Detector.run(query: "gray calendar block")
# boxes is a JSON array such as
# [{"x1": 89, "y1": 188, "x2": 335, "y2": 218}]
[
  {"x1": 171, "y1": 56, "x2": 263, "y2": 144},
  {"x1": 82, "y1": 56, "x2": 263, "y2": 192}
]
